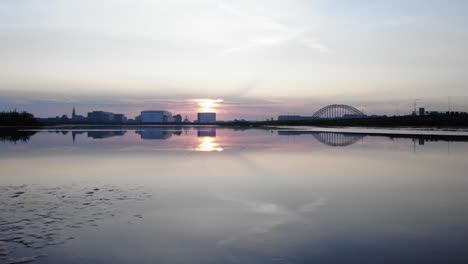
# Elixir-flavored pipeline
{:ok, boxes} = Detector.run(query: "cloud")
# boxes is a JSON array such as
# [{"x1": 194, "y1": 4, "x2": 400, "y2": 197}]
[
  {"x1": 2, "y1": 0, "x2": 468, "y2": 115},
  {"x1": 299, "y1": 198, "x2": 327, "y2": 212},
  {"x1": 217, "y1": 1, "x2": 330, "y2": 55}
]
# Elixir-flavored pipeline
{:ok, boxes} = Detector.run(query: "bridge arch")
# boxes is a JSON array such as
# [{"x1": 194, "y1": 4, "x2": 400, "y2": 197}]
[{"x1": 313, "y1": 104, "x2": 365, "y2": 119}]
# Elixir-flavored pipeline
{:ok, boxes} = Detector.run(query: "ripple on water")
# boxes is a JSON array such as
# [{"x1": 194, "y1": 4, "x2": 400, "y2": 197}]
[{"x1": 0, "y1": 184, "x2": 153, "y2": 263}]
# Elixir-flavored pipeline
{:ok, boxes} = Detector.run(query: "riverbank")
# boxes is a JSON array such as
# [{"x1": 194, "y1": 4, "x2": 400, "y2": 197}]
[{"x1": 2, "y1": 114, "x2": 468, "y2": 135}]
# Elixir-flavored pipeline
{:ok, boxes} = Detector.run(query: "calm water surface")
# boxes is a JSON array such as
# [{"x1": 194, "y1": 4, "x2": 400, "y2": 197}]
[{"x1": 1, "y1": 127, "x2": 468, "y2": 263}]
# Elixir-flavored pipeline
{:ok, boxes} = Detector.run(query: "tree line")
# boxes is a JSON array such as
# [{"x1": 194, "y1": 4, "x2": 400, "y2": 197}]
[{"x1": 0, "y1": 110, "x2": 40, "y2": 126}]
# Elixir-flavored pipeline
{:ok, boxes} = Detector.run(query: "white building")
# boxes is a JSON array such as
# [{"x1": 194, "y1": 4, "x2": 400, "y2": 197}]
[
  {"x1": 197, "y1": 112, "x2": 216, "y2": 123},
  {"x1": 140, "y1": 111, "x2": 173, "y2": 123}
]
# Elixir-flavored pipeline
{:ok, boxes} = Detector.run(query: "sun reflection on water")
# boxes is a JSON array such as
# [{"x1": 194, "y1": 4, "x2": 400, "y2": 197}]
[{"x1": 196, "y1": 137, "x2": 223, "y2": 152}]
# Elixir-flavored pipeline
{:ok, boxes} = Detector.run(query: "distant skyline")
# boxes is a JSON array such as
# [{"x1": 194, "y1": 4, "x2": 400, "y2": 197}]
[{"x1": 1, "y1": 0, "x2": 468, "y2": 120}]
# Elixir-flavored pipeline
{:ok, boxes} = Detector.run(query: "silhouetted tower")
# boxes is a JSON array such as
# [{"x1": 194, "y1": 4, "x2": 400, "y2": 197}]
[{"x1": 72, "y1": 107, "x2": 76, "y2": 119}]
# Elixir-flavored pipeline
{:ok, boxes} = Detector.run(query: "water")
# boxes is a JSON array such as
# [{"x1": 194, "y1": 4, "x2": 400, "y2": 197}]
[{"x1": 1, "y1": 126, "x2": 468, "y2": 263}]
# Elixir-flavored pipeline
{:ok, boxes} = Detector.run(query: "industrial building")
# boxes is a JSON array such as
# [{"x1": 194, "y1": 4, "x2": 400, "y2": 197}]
[
  {"x1": 197, "y1": 112, "x2": 216, "y2": 123},
  {"x1": 140, "y1": 110, "x2": 173, "y2": 123}
]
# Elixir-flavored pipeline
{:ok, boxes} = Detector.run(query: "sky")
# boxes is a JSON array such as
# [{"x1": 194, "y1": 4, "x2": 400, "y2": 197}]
[{"x1": 1, "y1": 0, "x2": 468, "y2": 120}]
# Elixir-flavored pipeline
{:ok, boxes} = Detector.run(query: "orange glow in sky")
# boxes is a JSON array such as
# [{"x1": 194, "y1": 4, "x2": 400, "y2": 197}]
[{"x1": 194, "y1": 99, "x2": 223, "y2": 113}]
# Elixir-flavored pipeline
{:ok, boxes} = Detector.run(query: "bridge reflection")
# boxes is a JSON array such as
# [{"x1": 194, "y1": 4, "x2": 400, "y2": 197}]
[
  {"x1": 313, "y1": 132, "x2": 364, "y2": 147},
  {"x1": 278, "y1": 131, "x2": 365, "y2": 147}
]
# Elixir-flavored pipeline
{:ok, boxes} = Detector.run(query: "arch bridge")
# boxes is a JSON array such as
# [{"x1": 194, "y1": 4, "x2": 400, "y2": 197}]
[{"x1": 313, "y1": 104, "x2": 365, "y2": 119}]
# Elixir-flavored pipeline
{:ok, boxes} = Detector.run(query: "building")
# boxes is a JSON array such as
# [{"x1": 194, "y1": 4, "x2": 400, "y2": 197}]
[
  {"x1": 87, "y1": 111, "x2": 126, "y2": 123},
  {"x1": 135, "y1": 115, "x2": 142, "y2": 123},
  {"x1": 71, "y1": 107, "x2": 86, "y2": 121},
  {"x1": 419, "y1": 107, "x2": 425, "y2": 116},
  {"x1": 173, "y1": 114, "x2": 182, "y2": 123},
  {"x1": 140, "y1": 110, "x2": 173, "y2": 123},
  {"x1": 197, "y1": 112, "x2": 216, "y2": 123},
  {"x1": 88, "y1": 111, "x2": 115, "y2": 122},
  {"x1": 113, "y1": 114, "x2": 127, "y2": 122}
]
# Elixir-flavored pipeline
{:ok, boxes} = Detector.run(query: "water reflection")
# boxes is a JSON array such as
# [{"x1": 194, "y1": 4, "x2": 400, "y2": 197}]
[
  {"x1": 0, "y1": 129, "x2": 37, "y2": 143},
  {"x1": 1, "y1": 127, "x2": 468, "y2": 152},
  {"x1": 136, "y1": 128, "x2": 173, "y2": 140},
  {"x1": 1, "y1": 127, "x2": 468, "y2": 263},
  {"x1": 88, "y1": 131, "x2": 126, "y2": 139},
  {"x1": 278, "y1": 131, "x2": 365, "y2": 147},
  {"x1": 195, "y1": 127, "x2": 223, "y2": 151},
  {"x1": 196, "y1": 137, "x2": 223, "y2": 152},
  {"x1": 197, "y1": 127, "x2": 217, "y2": 137},
  {"x1": 54, "y1": 130, "x2": 126, "y2": 142},
  {"x1": 0, "y1": 184, "x2": 153, "y2": 263}
]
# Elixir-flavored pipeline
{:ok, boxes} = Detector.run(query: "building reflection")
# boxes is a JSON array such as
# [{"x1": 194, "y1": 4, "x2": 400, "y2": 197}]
[
  {"x1": 72, "y1": 131, "x2": 85, "y2": 142},
  {"x1": 195, "y1": 127, "x2": 223, "y2": 152},
  {"x1": 135, "y1": 127, "x2": 183, "y2": 140},
  {"x1": 87, "y1": 131, "x2": 127, "y2": 139},
  {"x1": 68, "y1": 131, "x2": 126, "y2": 142},
  {"x1": 136, "y1": 129, "x2": 172, "y2": 140},
  {"x1": 197, "y1": 127, "x2": 216, "y2": 137}
]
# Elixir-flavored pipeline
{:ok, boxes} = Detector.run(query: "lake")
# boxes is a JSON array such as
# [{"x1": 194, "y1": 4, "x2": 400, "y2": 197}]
[{"x1": 1, "y1": 126, "x2": 468, "y2": 263}]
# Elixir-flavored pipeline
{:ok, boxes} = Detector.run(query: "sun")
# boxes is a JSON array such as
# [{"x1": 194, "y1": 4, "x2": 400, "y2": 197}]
[{"x1": 194, "y1": 99, "x2": 223, "y2": 113}]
